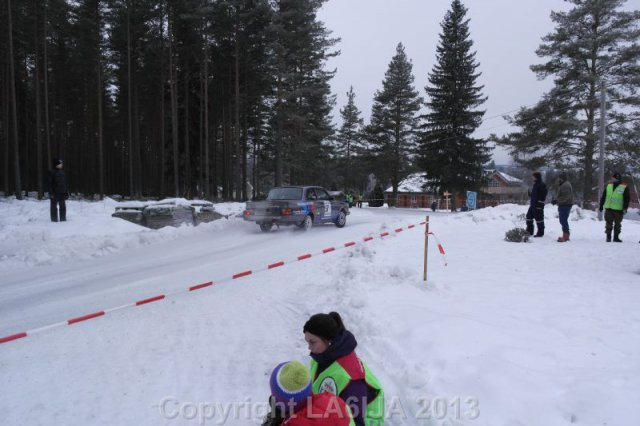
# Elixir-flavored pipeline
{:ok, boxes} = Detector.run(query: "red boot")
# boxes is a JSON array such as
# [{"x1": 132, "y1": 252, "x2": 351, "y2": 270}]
[{"x1": 557, "y1": 232, "x2": 570, "y2": 242}]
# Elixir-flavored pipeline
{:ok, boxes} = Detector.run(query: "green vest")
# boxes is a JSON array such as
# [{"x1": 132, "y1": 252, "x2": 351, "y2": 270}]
[
  {"x1": 604, "y1": 183, "x2": 626, "y2": 211},
  {"x1": 310, "y1": 356, "x2": 385, "y2": 426}
]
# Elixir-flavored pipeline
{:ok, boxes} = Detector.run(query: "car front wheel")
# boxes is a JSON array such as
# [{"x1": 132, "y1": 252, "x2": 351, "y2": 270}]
[{"x1": 334, "y1": 211, "x2": 347, "y2": 228}]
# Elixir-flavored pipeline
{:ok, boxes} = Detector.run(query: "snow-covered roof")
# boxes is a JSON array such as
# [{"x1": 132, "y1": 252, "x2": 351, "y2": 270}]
[
  {"x1": 494, "y1": 171, "x2": 522, "y2": 184},
  {"x1": 385, "y1": 173, "x2": 435, "y2": 193}
]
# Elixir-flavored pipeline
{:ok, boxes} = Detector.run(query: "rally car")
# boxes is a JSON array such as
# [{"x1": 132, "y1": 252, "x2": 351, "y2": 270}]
[{"x1": 243, "y1": 186, "x2": 350, "y2": 232}]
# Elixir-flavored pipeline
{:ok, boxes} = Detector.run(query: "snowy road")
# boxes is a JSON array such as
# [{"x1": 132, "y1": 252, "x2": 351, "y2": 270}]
[{"x1": 0, "y1": 206, "x2": 433, "y2": 337}]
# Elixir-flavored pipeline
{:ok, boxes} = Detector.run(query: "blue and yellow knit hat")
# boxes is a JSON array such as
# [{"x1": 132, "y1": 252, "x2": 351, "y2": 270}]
[{"x1": 269, "y1": 361, "x2": 312, "y2": 411}]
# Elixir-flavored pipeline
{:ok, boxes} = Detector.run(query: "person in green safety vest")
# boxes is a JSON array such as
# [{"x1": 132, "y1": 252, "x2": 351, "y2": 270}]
[
  {"x1": 263, "y1": 360, "x2": 355, "y2": 426},
  {"x1": 303, "y1": 312, "x2": 384, "y2": 426},
  {"x1": 598, "y1": 172, "x2": 630, "y2": 242}
]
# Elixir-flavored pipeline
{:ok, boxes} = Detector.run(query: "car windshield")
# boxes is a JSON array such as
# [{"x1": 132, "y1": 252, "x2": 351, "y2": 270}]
[{"x1": 267, "y1": 187, "x2": 302, "y2": 200}]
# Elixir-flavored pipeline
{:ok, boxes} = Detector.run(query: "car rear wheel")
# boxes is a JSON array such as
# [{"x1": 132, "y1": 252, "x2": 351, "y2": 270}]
[
  {"x1": 259, "y1": 222, "x2": 273, "y2": 232},
  {"x1": 298, "y1": 215, "x2": 313, "y2": 231},
  {"x1": 334, "y1": 211, "x2": 347, "y2": 228}
]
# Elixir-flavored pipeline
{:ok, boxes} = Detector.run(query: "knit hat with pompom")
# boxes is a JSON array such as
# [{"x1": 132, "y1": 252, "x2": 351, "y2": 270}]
[{"x1": 269, "y1": 361, "x2": 312, "y2": 412}]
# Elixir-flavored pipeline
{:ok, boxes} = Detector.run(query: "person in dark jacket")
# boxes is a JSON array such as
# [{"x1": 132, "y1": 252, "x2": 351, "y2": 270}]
[
  {"x1": 303, "y1": 312, "x2": 384, "y2": 426},
  {"x1": 48, "y1": 157, "x2": 69, "y2": 222},
  {"x1": 551, "y1": 172, "x2": 574, "y2": 242},
  {"x1": 526, "y1": 171, "x2": 548, "y2": 237},
  {"x1": 599, "y1": 172, "x2": 630, "y2": 242},
  {"x1": 262, "y1": 360, "x2": 354, "y2": 426}
]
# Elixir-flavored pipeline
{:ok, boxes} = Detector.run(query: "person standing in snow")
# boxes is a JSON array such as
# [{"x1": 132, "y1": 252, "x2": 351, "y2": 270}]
[
  {"x1": 48, "y1": 158, "x2": 69, "y2": 222},
  {"x1": 303, "y1": 312, "x2": 384, "y2": 426},
  {"x1": 551, "y1": 172, "x2": 573, "y2": 242},
  {"x1": 598, "y1": 172, "x2": 630, "y2": 242},
  {"x1": 526, "y1": 171, "x2": 548, "y2": 237},
  {"x1": 262, "y1": 360, "x2": 354, "y2": 426}
]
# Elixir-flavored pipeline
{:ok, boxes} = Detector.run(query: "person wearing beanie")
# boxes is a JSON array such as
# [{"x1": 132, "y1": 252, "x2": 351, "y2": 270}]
[
  {"x1": 599, "y1": 172, "x2": 630, "y2": 242},
  {"x1": 263, "y1": 360, "x2": 354, "y2": 426},
  {"x1": 47, "y1": 157, "x2": 69, "y2": 222},
  {"x1": 551, "y1": 172, "x2": 574, "y2": 242},
  {"x1": 526, "y1": 171, "x2": 548, "y2": 237},
  {"x1": 303, "y1": 312, "x2": 384, "y2": 426}
]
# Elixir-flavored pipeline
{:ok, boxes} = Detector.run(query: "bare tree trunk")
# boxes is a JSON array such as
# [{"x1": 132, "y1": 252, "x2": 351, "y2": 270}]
[
  {"x1": 3, "y1": 64, "x2": 9, "y2": 195},
  {"x1": 203, "y1": 31, "x2": 210, "y2": 200},
  {"x1": 275, "y1": 76, "x2": 283, "y2": 187},
  {"x1": 198, "y1": 70, "x2": 203, "y2": 198},
  {"x1": 169, "y1": 3, "x2": 179, "y2": 197},
  {"x1": 23, "y1": 52, "x2": 32, "y2": 194},
  {"x1": 184, "y1": 64, "x2": 190, "y2": 198},
  {"x1": 234, "y1": 27, "x2": 242, "y2": 200},
  {"x1": 134, "y1": 85, "x2": 142, "y2": 196},
  {"x1": 34, "y1": 5, "x2": 43, "y2": 199},
  {"x1": 7, "y1": 0, "x2": 22, "y2": 199},
  {"x1": 159, "y1": 2, "x2": 166, "y2": 198},
  {"x1": 43, "y1": 0, "x2": 51, "y2": 170},
  {"x1": 127, "y1": 1, "x2": 134, "y2": 197},
  {"x1": 222, "y1": 102, "x2": 229, "y2": 199},
  {"x1": 252, "y1": 111, "x2": 260, "y2": 199},
  {"x1": 97, "y1": 63, "x2": 104, "y2": 199}
]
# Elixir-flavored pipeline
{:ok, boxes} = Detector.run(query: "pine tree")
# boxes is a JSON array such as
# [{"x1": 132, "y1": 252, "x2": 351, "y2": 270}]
[
  {"x1": 367, "y1": 43, "x2": 422, "y2": 206},
  {"x1": 419, "y1": 0, "x2": 490, "y2": 210},
  {"x1": 335, "y1": 86, "x2": 364, "y2": 191},
  {"x1": 495, "y1": 0, "x2": 640, "y2": 202},
  {"x1": 269, "y1": 0, "x2": 338, "y2": 187}
]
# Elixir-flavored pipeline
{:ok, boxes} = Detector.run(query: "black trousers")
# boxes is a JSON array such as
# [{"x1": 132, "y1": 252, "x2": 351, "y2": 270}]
[
  {"x1": 526, "y1": 206, "x2": 544, "y2": 235},
  {"x1": 50, "y1": 194, "x2": 66, "y2": 222}
]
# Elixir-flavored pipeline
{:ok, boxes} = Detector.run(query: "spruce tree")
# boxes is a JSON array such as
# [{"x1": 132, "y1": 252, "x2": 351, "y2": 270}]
[
  {"x1": 419, "y1": 0, "x2": 490, "y2": 210},
  {"x1": 495, "y1": 0, "x2": 640, "y2": 202},
  {"x1": 367, "y1": 43, "x2": 422, "y2": 206},
  {"x1": 335, "y1": 86, "x2": 364, "y2": 191}
]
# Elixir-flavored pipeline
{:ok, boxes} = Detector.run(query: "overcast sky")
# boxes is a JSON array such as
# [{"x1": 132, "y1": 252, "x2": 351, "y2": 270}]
[{"x1": 317, "y1": 0, "x2": 639, "y2": 165}]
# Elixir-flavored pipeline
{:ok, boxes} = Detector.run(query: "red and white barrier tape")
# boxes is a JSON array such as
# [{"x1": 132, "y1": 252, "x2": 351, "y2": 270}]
[
  {"x1": 428, "y1": 232, "x2": 448, "y2": 266},
  {"x1": 0, "y1": 220, "x2": 446, "y2": 345}
]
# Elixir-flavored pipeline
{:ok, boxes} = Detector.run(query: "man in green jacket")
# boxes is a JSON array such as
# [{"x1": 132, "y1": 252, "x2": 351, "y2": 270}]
[{"x1": 599, "y1": 172, "x2": 630, "y2": 242}]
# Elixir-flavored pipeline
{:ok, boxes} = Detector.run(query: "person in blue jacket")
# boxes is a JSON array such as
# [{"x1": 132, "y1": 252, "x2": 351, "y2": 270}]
[{"x1": 526, "y1": 171, "x2": 548, "y2": 237}]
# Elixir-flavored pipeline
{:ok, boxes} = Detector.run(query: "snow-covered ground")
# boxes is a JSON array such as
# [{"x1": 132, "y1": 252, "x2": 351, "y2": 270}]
[{"x1": 1, "y1": 197, "x2": 639, "y2": 426}]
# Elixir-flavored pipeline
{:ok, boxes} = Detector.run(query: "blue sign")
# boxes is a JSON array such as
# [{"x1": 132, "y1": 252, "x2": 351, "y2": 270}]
[{"x1": 466, "y1": 191, "x2": 477, "y2": 210}]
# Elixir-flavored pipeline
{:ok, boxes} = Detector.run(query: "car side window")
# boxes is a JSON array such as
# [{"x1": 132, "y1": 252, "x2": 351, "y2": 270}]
[
  {"x1": 316, "y1": 189, "x2": 330, "y2": 201},
  {"x1": 306, "y1": 189, "x2": 317, "y2": 200}
]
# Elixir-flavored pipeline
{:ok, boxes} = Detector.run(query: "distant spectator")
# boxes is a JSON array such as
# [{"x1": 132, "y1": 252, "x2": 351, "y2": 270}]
[
  {"x1": 48, "y1": 158, "x2": 69, "y2": 222},
  {"x1": 599, "y1": 172, "x2": 630, "y2": 242},
  {"x1": 345, "y1": 193, "x2": 354, "y2": 207},
  {"x1": 552, "y1": 172, "x2": 573, "y2": 242},
  {"x1": 430, "y1": 200, "x2": 437, "y2": 212},
  {"x1": 526, "y1": 172, "x2": 547, "y2": 237}
]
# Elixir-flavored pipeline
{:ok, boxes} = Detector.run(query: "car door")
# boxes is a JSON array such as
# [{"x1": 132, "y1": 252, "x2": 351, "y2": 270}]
[
  {"x1": 314, "y1": 188, "x2": 334, "y2": 223},
  {"x1": 304, "y1": 188, "x2": 319, "y2": 220}
]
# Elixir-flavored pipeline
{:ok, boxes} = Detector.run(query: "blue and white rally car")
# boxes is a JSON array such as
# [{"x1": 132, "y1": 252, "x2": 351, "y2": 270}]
[{"x1": 243, "y1": 186, "x2": 350, "y2": 232}]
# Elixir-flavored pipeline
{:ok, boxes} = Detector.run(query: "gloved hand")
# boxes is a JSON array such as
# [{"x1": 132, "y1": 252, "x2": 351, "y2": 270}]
[
  {"x1": 64, "y1": 192, "x2": 69, "y2": 200},
  {"x1": 599, "y1": 207, "x2": 603, "y2": 212},
  {"x1": 551, "y1": 199, "x2": 557, "y2": 206}
]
